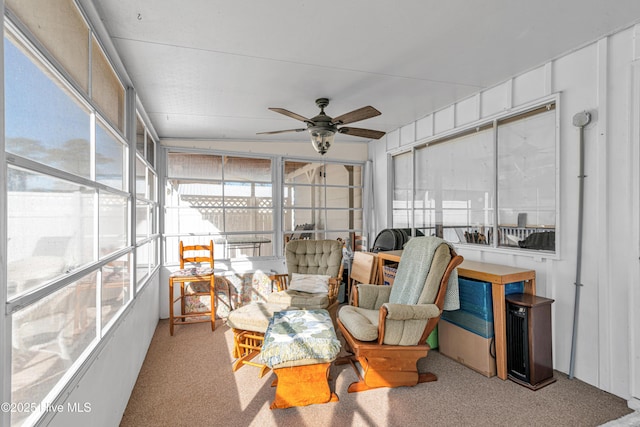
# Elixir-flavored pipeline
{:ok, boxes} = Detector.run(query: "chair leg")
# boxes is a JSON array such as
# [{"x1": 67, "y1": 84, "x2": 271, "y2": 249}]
[
  {"x1": 232, "y1": 329, "x2": 269, "y2": 376},
  {"x1": 169, "y1": 279, "x2": 175, "y2": 336},
  {"x1": 210, "y1": 276, "x2": 216, "y2": 331},
  {"x1": 180, "y1": 282, "x2": 186, "y2": 323},
  {"x1": 343, "y1": 348, "x2": 431, "y2": 392}
]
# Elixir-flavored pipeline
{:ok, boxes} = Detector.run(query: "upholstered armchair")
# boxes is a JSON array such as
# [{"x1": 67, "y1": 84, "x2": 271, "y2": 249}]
[
  {"x1": 228, "y1": 239, "x2": 343, "y2": 376},
  {"x1": 337, "y1": 236, "x2": 463, "y2": 392},
  {"x1": 267, "y1": 239, "x2": 343, "y2": 320}
]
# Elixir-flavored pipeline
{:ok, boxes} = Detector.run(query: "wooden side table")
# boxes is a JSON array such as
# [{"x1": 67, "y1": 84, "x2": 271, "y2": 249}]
[{"x1": 457, "y1": 260, "x2": 536, "y2": 380}]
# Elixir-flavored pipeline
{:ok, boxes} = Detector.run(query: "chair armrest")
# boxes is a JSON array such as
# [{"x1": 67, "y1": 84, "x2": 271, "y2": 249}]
[
  {"x1": 381, "y1": 303, "x2": 441, "y2": 321},
  {"x1": 377, "y1": 303, "x2": 441, "y2": 345},
  {"x1": 355, "y1": 284, "x2": 392, "y2": 310},
  {"x1": 327, "y1": 277, "x2": 341, "y2": 304},
  {"x1": 270, "y1": 274, "x2": 289, "y2": 292}
]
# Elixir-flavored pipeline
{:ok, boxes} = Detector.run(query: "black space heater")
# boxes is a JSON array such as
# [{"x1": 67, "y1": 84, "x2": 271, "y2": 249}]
[{"x1": 506, "y1": 293, "x2": 557, "y2": 390}]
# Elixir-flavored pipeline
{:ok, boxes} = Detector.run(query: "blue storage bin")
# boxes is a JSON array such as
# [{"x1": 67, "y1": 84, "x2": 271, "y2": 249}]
[
  {"x1": 441, "y1": 309, "x2": 494, "y2": 338},
  {"x1": 457, "y1": 278, "x2": 524, "y2": 322}
]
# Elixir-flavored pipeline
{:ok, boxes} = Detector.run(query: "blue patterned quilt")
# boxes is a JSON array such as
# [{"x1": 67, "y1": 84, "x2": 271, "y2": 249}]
[{"x1": 260, "y1": 309, "x2": 341, "y2": 367}]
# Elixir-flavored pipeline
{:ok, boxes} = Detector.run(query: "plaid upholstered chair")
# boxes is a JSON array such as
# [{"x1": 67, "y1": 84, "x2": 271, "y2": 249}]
[{"x1": 337, "y1": 236, "x2": 463, "y2": 392}]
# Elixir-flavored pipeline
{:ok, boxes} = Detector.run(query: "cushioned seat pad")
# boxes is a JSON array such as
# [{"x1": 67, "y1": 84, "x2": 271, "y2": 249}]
[
  {"x1": 267, "y1": 290, "x2": 329, "y2": 310},
  {"x1": 227, "y1": 302, "x2": 290, "y2": 333},
  {"x1": 338, "y1": 305, "x2": 380, "y2": 342}
]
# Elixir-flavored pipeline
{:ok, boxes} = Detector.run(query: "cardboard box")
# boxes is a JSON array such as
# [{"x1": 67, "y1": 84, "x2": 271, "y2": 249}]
[
  {"x1": 382, "y1": 265, "x2": 397, "y2": 286},
  {"x1": 438, "y1": 318, "x2": 496, "y2": 377}
]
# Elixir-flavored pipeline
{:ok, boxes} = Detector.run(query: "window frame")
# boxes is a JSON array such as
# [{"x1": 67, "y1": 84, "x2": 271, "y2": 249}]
[
  {"x1": 390, "y1": 96, "x2": 560, "y2": 257},
  {"x1": 163, "y1": 148, "x2": 277, "y2": 262},
  {"x1": 282, "y1": 157, "x2": 366, "y2": 245},
  {"x1": 2, "y1": 4, "x2": 160, "y2": 425}
]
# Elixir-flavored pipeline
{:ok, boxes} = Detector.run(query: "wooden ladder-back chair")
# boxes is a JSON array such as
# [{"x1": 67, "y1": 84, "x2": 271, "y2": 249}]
[
  {"x1": 169, "y1": 240, "x2": 215, "y2": 336},
  {"x1": 337, "y1": 236, "x2": 463, "y2": 392}
]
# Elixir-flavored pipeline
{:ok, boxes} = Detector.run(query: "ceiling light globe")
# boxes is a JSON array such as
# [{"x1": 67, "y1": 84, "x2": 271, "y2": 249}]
[{"x1": 309, "y1": 128, "x2": 335, "y2": 155}]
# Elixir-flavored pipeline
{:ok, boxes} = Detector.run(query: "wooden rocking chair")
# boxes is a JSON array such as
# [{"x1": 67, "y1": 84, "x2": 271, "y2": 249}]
[{"x1": 336, "y1": 236, "x2": 463, "y2": 392}]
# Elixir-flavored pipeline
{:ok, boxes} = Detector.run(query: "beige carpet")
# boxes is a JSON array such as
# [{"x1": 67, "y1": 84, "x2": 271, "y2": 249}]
[{"x1": 121, "y1": 319, "x2": 634, "y2": 427}]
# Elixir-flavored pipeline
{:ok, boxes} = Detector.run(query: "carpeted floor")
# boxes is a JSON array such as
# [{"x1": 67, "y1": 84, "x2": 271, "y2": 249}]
[{"x1": 121, "y1": 319, "x2": 636, "y2": 427}]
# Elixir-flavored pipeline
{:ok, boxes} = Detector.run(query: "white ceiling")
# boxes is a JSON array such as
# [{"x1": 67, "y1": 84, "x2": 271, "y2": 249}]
[{"x1": 92, "y1": 1, "x2": 640, "y2": 147}]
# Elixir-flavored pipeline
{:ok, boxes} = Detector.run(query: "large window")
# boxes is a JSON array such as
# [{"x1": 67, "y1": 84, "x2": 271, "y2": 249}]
[
  {"x1": 283, "y1": 160, "x2": 364, "y2": 242},
  {"x1": 3, "y1": 2, "x2": 158, "y2": 425},
  {"x1": 135, "y1": 113, "x2": 159, "y2": 288},
  {"x1": 391, "y1": 152, "x2": 412, "y2": 228},
  {"x1": 165, "y1": 152, "x2": 274, "y2": 260},
  {"x1": 392, "y1": 102, "x2": 557, "y2": 252}
]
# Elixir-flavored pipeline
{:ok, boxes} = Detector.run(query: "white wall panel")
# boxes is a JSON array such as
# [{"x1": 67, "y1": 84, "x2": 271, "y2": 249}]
[
  {"x1": 600, "y1": 28, "x2": 635, "y2": 399},
  {"x1": 455, "y1": 94, "x2": 479, "y2": 126},
  {"x1": 434, "y1": 105, "x2": 455, "y2": 134},
  {"x1": 513, "y1": 65, "x2": 548, "y2": 106},
  {"x1": 481, "y1": 80, "x2": 511, "y2": 117},
  {"x1": 48, "y1": 275, "x2": 160, "y2": 427},
  {"x1": 416, "y1": 114, "x2": 433, "y2": 140},
  {"x1": 400, "y1": 123, "x2": 415, "y2": 146},
  {"x1": 386, "y1": 129, "x2": 400, "y2": 151}
]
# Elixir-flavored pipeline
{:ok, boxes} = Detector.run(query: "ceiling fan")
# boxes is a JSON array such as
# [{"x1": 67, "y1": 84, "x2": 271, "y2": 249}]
[{"x1": 257, "y1": 98, "x2": 386, "y2": 155}]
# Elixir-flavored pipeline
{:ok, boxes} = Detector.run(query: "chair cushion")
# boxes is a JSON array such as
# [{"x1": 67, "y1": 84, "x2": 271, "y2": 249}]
[
  {"x1": 227, "y1": 302, "x2": 290, "y2": 333},
  {"x1": 338, "y1": 305, "x2": 380, "y2": 342},
  {"x1": 170, "y1": 267, "x2": 214, "y2": 278},
  {"x1": 267, "y1": 290, "x2": 329, "y2": 310},
  {"x1": 285, "y1": 240, "x2": 342, "y2": 278},
  {"x1": 288, "y1": 273, "x2": 330, "y2": 294},
  {"x1": 185, "y1": 282, "x2": 210, "y2": 294},
  {"x1": 381, "y1": 317, "x2": 429, "y2": 346},
  {"x1": 389, "y1": 237, "x2": 451, "y2": 305},
  {"x1": 417, "y1": 244, "x2": 452, "y2": 304}
]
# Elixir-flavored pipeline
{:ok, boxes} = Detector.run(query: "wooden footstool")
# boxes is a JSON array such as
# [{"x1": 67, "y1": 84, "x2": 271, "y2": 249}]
[{"x1": 261, "y1": 309, "x2": 341, "y2": 409}]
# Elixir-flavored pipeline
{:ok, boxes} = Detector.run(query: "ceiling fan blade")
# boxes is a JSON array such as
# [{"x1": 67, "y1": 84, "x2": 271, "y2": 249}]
[
  {"x1": 268, "y1": 108, "x2": 311, "y2": 122},
  {"x1": 339, "y1": 127, "x2": 386, "y2": 140},
  {"x1": 332, "y1": 106, "x2": 381, "y2": 125},
  {"x1": 257, "y1": 128, "x2": 307, "y2": 135}
]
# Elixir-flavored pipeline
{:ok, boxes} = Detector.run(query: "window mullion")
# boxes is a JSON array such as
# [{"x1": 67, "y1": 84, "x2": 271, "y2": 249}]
[{"x1": 492, "y1": 119, "x2": 498, "y2": 248}]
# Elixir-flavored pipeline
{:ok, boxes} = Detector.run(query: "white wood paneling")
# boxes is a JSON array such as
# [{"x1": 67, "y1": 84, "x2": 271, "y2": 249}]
[
  {"x1": 400, "y1": 123, "x2": 415, "y2": 146},
  {"x1": 455, "y1": 95, "x2": 480, "y2": 126},
  {"x1": 416, "y1": 114, "x2": 433, "y2": 140},
  {"x1": 371, "y1": 25, "x2": 640, "y2": 401},
  {"x1": 513, "y1": 65, "x2": 547, "y2": 106},
  {"x1": 632, "y1": 58, "x2": 640, "y2": 406},
  {"x1": 386, "y1": 129, "x2": 400, "y2": 151},
  {"x1": 481, "y1": 80, "x2": 511, "y2": 117},
  {"x1": 434, "y1": 105, "x2": 455, "y2": 135}
]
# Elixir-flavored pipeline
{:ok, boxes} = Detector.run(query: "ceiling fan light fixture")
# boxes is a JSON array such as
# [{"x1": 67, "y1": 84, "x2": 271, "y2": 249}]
[
  {"x1": 259, "y1": 98, "x2": 385, "y2": 155},
  {"x1": 309, "y1": 127, "x2": 335, "y2": 155}
]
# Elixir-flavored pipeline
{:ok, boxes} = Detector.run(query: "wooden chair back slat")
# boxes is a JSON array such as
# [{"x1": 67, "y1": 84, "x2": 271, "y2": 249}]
[{"x1": 179, "y1": 240, "x2": 214, "y2": 269}]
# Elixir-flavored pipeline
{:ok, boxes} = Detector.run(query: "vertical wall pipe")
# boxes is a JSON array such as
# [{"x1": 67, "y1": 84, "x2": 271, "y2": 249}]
[{"x1": 569, "y1": 111, "x2": 591, "y2": 379}]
